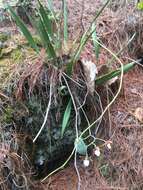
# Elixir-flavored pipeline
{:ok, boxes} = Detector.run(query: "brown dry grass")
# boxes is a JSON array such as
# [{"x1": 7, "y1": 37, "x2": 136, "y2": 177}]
[
  {"x1": 41, "y1": 1, "x2": 143, "y2": 190},
  {"x1": 0, "y1": 1, "x2": 143, "y2": 190}
]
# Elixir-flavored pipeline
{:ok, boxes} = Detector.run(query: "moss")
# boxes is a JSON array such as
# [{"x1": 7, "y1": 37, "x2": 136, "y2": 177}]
[
  {"x1": 33, "y1": 35, "x2": 42, "y2": 46},
  {"x1": 2, "y1": 106, "x2": 13, "y2": 123},
  {"x1": 10, "y1": 48, "x2": 23, "y2": 62},
  {"x1": 0, "y1": 58, "x2": 14, "y2": 89},
  {"x1": 0, "y1": 32, "x2": 9, "y2": 42},
  {"x1": 0, "y1": 47, "x2": 13, "y2": 58},
  {"x1": 0, "y1": 46, "x2": 24, "y2": 63},
  {"x1": 0, "y1": 58, "x2": 10, "y2": 72}
]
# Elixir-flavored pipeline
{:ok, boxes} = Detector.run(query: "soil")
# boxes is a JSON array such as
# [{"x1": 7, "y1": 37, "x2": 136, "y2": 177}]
[{"x1": 0, "y1": 0, "x2": 143, "y2": 189}]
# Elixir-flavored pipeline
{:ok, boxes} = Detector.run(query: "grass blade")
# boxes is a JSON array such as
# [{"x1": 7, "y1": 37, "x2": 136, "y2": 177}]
[
  {"x1": 95, "y1": 62, "x2": 135, "y2": 85},
  {"x1": 38, "y1": 0, "x2": 52, "y2": 38},
  {"x1": 61, "y1": 99, "x2": 72, "y2": 137},
  {"x1": 37, "y1": 17, "x2": 56, "y2": 58},
  {"x1": 92, "y1": 23, "x2": 100, "y2": 61},
  {"x1": 62, "y1": 0, "x2": 68, "y2": 44},
  {"x1": 8, "y1": 6, "x2": 39, "y2": 52},
  {"x1": 74, "y1": 0, "x2": 110, "y2": 61},
  {"x1": 67, "y1": 0, "x2": 110, "y2": 75},
  {"x1": 48, "y1": 0, "x2": 53, "y2": 11}
]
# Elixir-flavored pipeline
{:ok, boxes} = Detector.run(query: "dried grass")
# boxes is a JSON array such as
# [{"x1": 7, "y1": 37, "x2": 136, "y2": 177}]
[{"x1": 0, "y1": 1, "x2": 143, "y2": 190}]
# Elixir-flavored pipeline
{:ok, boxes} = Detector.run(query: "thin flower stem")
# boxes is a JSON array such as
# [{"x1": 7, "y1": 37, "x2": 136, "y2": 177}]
[
  {"x1": 79, "y1": 41, "x2": 124, "y2": 139},
  {"x1": 33, "y1": 83, "x2": 52, "y2": 143}
]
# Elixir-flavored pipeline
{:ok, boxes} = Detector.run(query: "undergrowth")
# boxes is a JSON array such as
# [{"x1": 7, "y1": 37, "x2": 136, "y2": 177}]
[{"x1": 0, "y1": 0, "x2": 140, "y2": 189}]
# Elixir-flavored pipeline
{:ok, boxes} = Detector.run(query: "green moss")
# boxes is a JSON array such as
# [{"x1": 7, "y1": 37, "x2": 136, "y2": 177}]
[
  {"x1": 11, "y1": 48, "x2": 23, "y2": 62},
  {"x1": 0, "y1": 47, "x2": 13, "y2": 58},
  {"x1": 0, "y1": 47, "x2": 23, "y2": 63},
  {"x1": 0, "y1": 58, "x2": 14, "y2": 89},
  {"x1": 33, "y1": 35, "x2": 42, "y2": 46},
  {"x1": 0, "y1": 58, "x2": 10, "y2": 72},
  {"x1": 0, "y1": 32, "x2": 9, "y2": 42},
  {"x1": 100, "y1": 164, "x2": 110, "y2": 178},
  {"x1": 2, "y1": 106, "x2": 14, "y2": 123}
]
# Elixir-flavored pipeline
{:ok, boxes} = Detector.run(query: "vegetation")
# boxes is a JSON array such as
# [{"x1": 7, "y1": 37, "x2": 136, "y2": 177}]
[{"x1": 0, "y1": 0, "x2": 142, "y2": 189}]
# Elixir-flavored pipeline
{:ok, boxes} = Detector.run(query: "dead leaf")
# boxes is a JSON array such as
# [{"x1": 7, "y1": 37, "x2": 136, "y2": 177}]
[
  {"x1": 82, "y1": 59, "x2": 98, "y2": 94},
  {"x1": 134, "y1": 107, "x2": 143, "y2": 123}
]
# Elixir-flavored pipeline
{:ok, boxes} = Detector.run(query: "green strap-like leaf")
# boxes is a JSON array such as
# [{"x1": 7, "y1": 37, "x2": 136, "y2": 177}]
[
  {"x1": 67, "y1": 0, "x2": 110, "y2": 75},
  {"x1": 95, "y1": 62, "x2": 135, "y2": 85},
  {"x1": 63, "y1": 0, "x2": 68, "y2": 43},
  {"x1": 37, "y1": 17, "x2": 56, "y2": 58},
  {"x1": 75, "y1": 137, "x2": 87, "y2": 155},
  {"x1": 61, "y1": 99, "x2": 72, "y2": 137},
  {"x1": 38, "y1": 0, "x2": 52, "y2": 38},
  {"x1": 92, "y1": 23, "x2": 100, "y2": 60},
  {"x1": 8, "y1": 6, "x2": 39, "y2": 53}
]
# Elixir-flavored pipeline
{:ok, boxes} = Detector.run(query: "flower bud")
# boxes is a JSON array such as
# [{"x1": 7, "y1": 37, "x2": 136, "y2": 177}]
[
  {"x1": 106, "y1": 142, "x2": 112, "y2": 150},
  {"x1": 94, "y1": 147, "x2": 100, "y2": 157},
  {"x1": 83, "y1": 159, "x2": 90, "y2": 167}
]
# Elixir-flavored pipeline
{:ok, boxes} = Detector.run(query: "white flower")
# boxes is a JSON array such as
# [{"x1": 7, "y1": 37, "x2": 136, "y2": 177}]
[
  {"x1": 83, "y1": 159, "x2": 90, "y2": 167},
  {"x1": 106, "y1": 142, "x2": 112, "y2": 150},
  {"x1": 94, "y1": 147, "x2": 100, "y2": 157}
]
